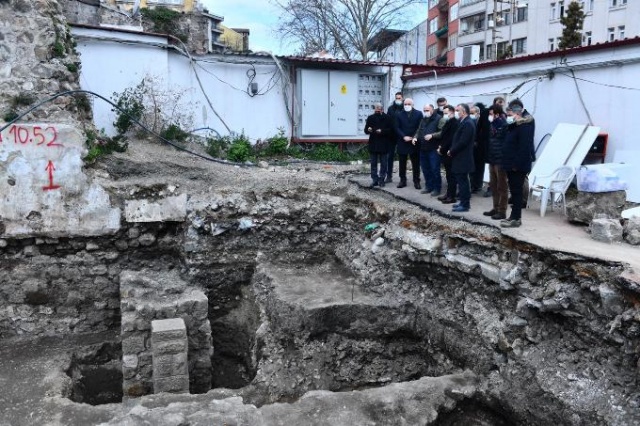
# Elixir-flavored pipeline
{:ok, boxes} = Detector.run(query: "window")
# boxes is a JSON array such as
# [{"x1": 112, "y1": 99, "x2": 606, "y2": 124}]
[
  {"x1": 579, "y1": 0, "x2": 594, "y2": 12},
  {"x1": 448, "y1": 33, "x2": 458, "y2": 50},
  {"x1": 550, "y1": 3, "x2": 558, "y2": 20},
  {"x1": 427, "y1": 44, "x2": 438, "y2": 60},
  {"x1": 549, "y1": 38, "x2": 555, "y2": 51},
  {"x1": 429, "y1": 0, "x2": 439, "y2": 9},
  {"x1": 460, "y1": 13, "x2": 485, "y2": 34},
  {"x1": 559, "y1": 1, "x2": 565, "y2": 17},
  {"x1": 513, "y1": 38, "x2": 527, "y2": 54},
  {"x1": 610, "y1": 0, "x2": 627, "y2": 7},
  {"x1": 460, "y1": 0, "x2": 483, "y2": 6},
  {"x1": 514, "y1": 6, "x2": 528, "y2": 23},
  {"x1": 450, "y1": 3, "x2": 459, "y2": 21},
  {"x1": 496, "y1": 41, "x2": 509, "y2": 58},
  {"x1": 608, "y1": 27, "x2": 615, "y2": 42},
  {"x1": 618, "y1": 25, "x2": 625, "y2": 39},
  {"x1": 583, "y1": 31, "x2": 592, "y2": 46},
  {"x1": 429, "y1": 18, "x2": 438, "y2": 34}
]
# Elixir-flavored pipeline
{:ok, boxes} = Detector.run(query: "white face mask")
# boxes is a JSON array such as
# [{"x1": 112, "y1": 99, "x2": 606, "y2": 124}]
[
  {"x1": 470, "y1": 114, "x2": 478, "y2": 120},
  {"x1": 423, "y1": 111, "x2": 431, "y2": 118},
  {"x1": 438, "y1": 106, "x2": 444, "y2": 111},
  {"x1": 395, "y1": 100, "x2": 402, "y2": 106},
  {"x1": 442, "y1": 114, "x2": 450, "y2": 121},
  {"x1": 488, "y1": 115, "x2": 494, "y2": 123},
  {"x1": 404, "y1": 105, "x2": 412, "y2": 112},
  {"x1": 506, "y1": 116, "x2": 515, "y2": 124},
  {"x1": 454, "y1": 111, "x2": 460, "y2": 120}
]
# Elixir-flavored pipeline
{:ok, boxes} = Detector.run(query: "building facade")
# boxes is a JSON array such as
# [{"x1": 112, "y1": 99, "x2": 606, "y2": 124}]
[
  {"x1": 416, "y1": 0, "x2": 639, "y2": 66},
  {"x1": 103, "y1": 0, "x2": 202, "y2": 13}
]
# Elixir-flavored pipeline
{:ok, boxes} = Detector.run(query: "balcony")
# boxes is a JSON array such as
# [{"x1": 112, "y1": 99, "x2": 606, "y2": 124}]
[
  {"x1": 438, "y1": 0, "x2": 449, "y2": 11},
  {"x1": 435, "y1": 25, "x2": 449, "y2": 38},
  {"x1": 436, "y1": 53, "x2": 448, "y2": 64}
]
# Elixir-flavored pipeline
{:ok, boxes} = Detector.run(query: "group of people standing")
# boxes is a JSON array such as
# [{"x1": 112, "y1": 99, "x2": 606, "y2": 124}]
[{"x1": 364, "y1": 92, "x2": 535, "y2": 228}]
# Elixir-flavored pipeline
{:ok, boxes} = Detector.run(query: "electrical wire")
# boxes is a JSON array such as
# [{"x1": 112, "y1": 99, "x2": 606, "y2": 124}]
[
  {"x1": 568, "y1": 69, "x2": 594, "y2": 126},
  {"x1": 0, "y1": 89, "x2": 257, "y2": 167},
  {"x1": 555, "y1": 71, "x2": 640, "y2": 91}
]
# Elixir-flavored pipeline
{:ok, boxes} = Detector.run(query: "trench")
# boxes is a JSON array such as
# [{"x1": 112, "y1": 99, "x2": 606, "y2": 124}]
[{"x1": 2, "y1": 188, "x2": 637, "y2": 425}]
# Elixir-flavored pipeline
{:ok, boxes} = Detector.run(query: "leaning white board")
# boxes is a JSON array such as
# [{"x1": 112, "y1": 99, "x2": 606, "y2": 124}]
[{"x1": 529, "y1": 123, "x2": 599, "y2": 186}]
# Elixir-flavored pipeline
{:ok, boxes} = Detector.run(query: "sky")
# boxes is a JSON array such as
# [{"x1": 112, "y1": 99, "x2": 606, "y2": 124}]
[{"x1": 200, "y1": 0, "x2": 427, "y2": 55}]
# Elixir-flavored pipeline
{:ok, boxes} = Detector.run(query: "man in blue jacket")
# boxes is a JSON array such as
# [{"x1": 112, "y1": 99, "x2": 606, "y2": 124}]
[
  {"x1": 448, "y1": 103, "x2": 476, "y2": 212},
  {"x1": 394, "y1": 98, "x2": 423, "y2": 189},
  {"x1": 501, "y1": 101, "x2": 535, "y2": 227}
]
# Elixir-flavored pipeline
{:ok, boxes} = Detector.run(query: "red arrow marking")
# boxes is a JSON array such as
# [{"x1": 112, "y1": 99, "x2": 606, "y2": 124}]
[{"x1": 43, "y1": 160, "x2": 61, "y2": 191}]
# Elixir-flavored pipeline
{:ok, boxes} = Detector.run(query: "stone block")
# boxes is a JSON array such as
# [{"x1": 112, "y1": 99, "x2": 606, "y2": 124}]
[
  {"x1": 599, "y1": 284, "x2": 625, "y2": 315},
  {"x1": 122, "y1": 334, "x2": 146, "y2": 354},
  {"x1": 589, "y1": 218, "x2": 623, "y2": 243},
  {"x1": 623, "y1": 218, "x2": 640, "y2": 245},
  {"x1": 567, "y1": 190, "x2": 626, "y2": 224},
  {"x1": 153, "y1": 340, "x2": 188, "y2": 355},
  {"x1": 125, "y1": 194, "x2": 187, "y2": 223},
  {"x1": 153, "y1": 376, "x2": 190, "y2": 394}
]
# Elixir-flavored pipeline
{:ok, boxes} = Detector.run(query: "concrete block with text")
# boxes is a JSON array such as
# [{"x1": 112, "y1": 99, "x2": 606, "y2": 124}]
[{"x1": 0, "y1": 123, "x2": 120, "y2": 237}]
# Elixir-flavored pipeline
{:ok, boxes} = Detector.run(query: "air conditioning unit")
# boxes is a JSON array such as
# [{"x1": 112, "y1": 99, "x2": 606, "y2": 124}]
[{"x1": 454, "y1": 45, "x2": 480, "y2": 67}]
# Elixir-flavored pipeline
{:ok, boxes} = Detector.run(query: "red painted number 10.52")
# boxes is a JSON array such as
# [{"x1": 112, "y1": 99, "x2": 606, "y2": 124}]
[{"x1": 3, "y1": 125, "x2": 63, "y2": 148}]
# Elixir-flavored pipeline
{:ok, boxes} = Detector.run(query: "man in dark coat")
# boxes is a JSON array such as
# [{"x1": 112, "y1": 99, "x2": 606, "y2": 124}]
[
  {"x1": 384, "y1": 92, "x2": 404, "y2": 183},
  {"x1": 414, "y1": 104, "x2": 442, "y2": 196},
  {"x1": 364, "y1": 103, "x2": 394, "y2": 188},
  {"x1": 394, "y1": 98, "x2": 423, "y2": 189},
  {"x1": 431, "y1": 105, "x2": 459, "y2": 203},
  {"x1": 448, "y1": 103, "x2": 476, "y2": 212},
  {"x1": 501, "y1": 101, "x2": 535, "y2": 228},
  {"x1": 483, "y1": 103, "x2": 509, "y2": 220}
]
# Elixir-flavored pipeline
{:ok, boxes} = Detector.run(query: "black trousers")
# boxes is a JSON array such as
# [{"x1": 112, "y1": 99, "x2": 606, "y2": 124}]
[
  {"x1": 507, "y1": 170, "x2": 527, "y2": 220},
  {"x1": 398, "y1": 152, "x2": 420, "y2": 184},
  {"x1": 443, "y1": 158, "x2": 457, "y2": 199}
]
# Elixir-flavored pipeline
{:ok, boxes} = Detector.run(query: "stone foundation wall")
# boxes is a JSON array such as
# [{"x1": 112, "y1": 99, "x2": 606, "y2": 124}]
[{"x1": 120, "y1": 269, "x2": 212, "y2": 397}]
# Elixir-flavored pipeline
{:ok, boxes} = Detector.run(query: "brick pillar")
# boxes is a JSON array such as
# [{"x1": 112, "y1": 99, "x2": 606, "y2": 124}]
[{"x1": 151, "y1": 318, "x2": 190, "y2": 394}]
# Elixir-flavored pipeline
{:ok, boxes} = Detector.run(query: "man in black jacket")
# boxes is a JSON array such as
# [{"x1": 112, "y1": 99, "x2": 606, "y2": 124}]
[
  {"x1": 385, "y1": 92, "x2": 404, "y2": 183},
  {"x1": 448, "y1": 103, "x2": 476, "y2": 212},
  {"x1": 429, "y1": 105, "x2": 458, "y2": 203},
  {"x1": 414, "y1": 104, "x2": 442, "y2": 195},
  {"x1": 364, "y1": 103, "x2": 394, "y2": 188},
  {"x1": 394, "y1": 98, "x2": 423, "y2": 189}
]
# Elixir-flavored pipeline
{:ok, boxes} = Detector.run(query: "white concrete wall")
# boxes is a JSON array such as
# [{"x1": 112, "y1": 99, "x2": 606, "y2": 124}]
[
  {"x1": 404, "y1": 42, "x2": 640, "y2": 200},
  {"x1": 72, "y1": 27, "x2": 291, "y2": 142}
]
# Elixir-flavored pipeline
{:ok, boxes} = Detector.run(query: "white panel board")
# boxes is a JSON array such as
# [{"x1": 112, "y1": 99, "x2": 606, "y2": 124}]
[
  {"x1": 301, "y1": 69, "x2": 329, "y2": 136},
  {"x1": 612, "y1": 149, "x2": 640, "y2": 202},
  {"x1": 529, "y1": 123, "x2": 599, "y2": 186},
  {"x1": 329, "y1": 71, "x2": 358, "y2": 136}
]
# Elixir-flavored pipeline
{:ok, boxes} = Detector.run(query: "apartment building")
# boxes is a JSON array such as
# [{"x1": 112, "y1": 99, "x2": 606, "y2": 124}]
[
  {"x1": 103, "y1": 0, "x2": 202, "y2": 13},
  {"x1": 421, "y1": 0, "x2": 638, "y2": 66}
]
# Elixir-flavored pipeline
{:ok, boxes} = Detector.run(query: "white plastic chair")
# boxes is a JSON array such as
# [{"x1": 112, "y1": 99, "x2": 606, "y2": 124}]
[{"x1": 528, "y1": 166, "x2": 575, "y2": 217}]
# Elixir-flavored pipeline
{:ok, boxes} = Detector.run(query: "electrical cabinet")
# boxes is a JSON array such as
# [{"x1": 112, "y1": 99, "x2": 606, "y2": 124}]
[{"x1": 299, "y1": 69, "x2": 385, "y2": 137}]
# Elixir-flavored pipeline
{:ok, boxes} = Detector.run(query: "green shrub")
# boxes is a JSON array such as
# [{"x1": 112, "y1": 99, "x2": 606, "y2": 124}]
[
  {"x1": 84, "y1": 130, "x2": 128, "y2": 163},
  {"x1": 111, "y1": 81, "x2": 145, "y2": 135},
  {"x1": 264, "y1": 128, "x2": 289, "y2": 156},
  {"x1": 160, "y1": 124, "x2": 189, "y2": 143},
  {"x1": 227, "y1": 134, "x2": 252, "y2": 163},
  {"x1": 65, "y1": 62, "x2": 79, "y2": 73},
  {"x1": 206, "y1": 135, "x2": 231, "y2": 158},
  {"x1": 307, "y1": 143, "x2": 349, "y2": 162}
]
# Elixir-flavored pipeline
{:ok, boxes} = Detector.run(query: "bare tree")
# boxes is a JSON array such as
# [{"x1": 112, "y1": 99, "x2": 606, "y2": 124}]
[{"x1": 273, "y1": 0, "x2": 427, "y2": 60}]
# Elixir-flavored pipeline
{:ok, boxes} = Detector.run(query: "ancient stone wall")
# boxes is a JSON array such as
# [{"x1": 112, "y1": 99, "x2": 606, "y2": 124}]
[{"x1": 0, "y1": 0, "x2": 86, "y2": 124}]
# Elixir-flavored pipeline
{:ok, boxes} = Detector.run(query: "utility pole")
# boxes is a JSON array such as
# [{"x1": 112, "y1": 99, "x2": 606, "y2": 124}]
[{"x1": 492, "y1": 0, "x2": 498, "y2": 60}]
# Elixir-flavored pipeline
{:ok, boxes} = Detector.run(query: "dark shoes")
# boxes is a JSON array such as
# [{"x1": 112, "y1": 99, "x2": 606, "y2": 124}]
[
  {"x1": 420, "y1": 189, "x2": 431, "y2": 194},
  {"x1": 397, "y1": 181, "x2": 407, "y2": 188},
  {"x1": 483, "y1": 209, "x2": 496, "y2": 216},
  {"x1": 437, "y1": 195, "x2": 448, "y2": 201},
  {"x1": 491, "y1": 212, "x2": 506, "y2": 220},
  {"x1": 385, "y1": 177, "x2": 393, "y2": 183},
  {"x1": 452, "y1": 205, "x2": 469, "y2": 212},
  {"x1": 500, "y1": 218, "x2": 522, "y2": 228},
  {"x1": 414, "y1": 182, "x2": 421, "y2": 190},
  {"x1": 379, "y1": 181, "x2": 385, "y2": 188},
  {"x1": 368, "y1": 182, "x2": 379, "y2": 189},
  {"x1": 441, "y1": 197, "x2": 456, "y2": 204}
]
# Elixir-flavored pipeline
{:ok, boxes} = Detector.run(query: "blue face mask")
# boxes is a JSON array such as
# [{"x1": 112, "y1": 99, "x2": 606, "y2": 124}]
[{"x1": 506, "y1": 116, "x2": 515, "y2": 124}]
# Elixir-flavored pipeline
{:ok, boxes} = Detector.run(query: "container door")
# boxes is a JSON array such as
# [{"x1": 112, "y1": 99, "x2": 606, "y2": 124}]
[
  {"x1": 300, "y1": 69, "x2": 329, "y2": 136},
  {"x1": 329, "y1": 71, "x2": 358, "y2": 136}
]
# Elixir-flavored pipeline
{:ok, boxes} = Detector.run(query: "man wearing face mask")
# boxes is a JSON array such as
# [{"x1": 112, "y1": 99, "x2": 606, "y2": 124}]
[
  {"x1": 500, "y1": 100, "x2": 535, "y2": 228},
  {"x1": 447, "y1": 103, "x2": 476, "y2": 212},
  {"x1": 364, "y1": 103, "x2": 394, "y2": 189},
  {"x1": 385, "y1": 92, "x2": 404, "y2": 183},
  {"x1": 470, "y1": 103, "x2": 489, "y2": 194},
  {"x1": 414, "y1": 104, "x2": 442, "y2": 196},
  {"x1": 436, "y1": 97, "x2": 447, "y2": 113},
  {"x1": 394, "y1": 98, "x2": 423, "y2": 189},
  {"x1": 429, "y1": 105, "x2": 458, "y2": 203}
]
